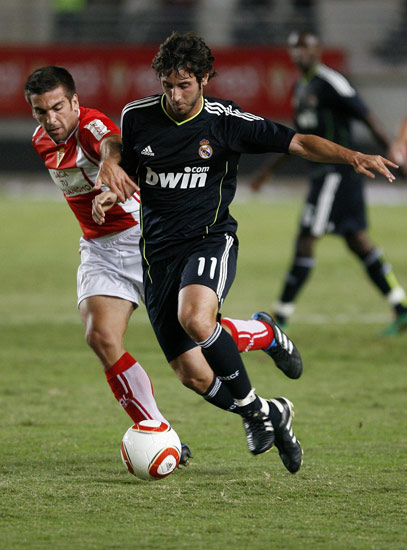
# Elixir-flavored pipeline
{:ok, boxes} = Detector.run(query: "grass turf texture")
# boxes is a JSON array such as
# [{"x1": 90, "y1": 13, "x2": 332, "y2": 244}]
[{"x1": 0, "y1": 195, "x2": 406, "y2": 550}]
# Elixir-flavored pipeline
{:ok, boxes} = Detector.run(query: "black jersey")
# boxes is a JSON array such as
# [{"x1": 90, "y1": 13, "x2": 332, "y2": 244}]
[
  {"x1": 121, "y1": 94, "x2": 295, "y2": 261},
  {"x1": 293, "y1": 63, "x2": 369, "y2": 150}
]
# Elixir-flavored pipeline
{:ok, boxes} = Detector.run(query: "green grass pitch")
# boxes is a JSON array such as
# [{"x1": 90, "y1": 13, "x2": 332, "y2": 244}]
[{"x1": 0, "y1": 193, "x2": 406, "y2": 549}]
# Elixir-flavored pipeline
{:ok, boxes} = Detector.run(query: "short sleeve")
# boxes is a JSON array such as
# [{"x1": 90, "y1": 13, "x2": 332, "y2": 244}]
[
  {"x1": 220, "y1": 103, "x2": 296, "y2": 154},
  {"x1": 79, "y1": 112, "x2": 120, "y2": 159},
  {"x1": 320, "y1": 72, "x2": 369, "y2": 121}
]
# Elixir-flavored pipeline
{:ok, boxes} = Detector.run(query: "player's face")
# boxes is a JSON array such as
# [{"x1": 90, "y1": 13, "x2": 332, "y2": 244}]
[
  {"x1": 161, "y1": 69, "x2": 209, "y2": 122},
  {"x1": 289, "y1": 37, "x2": 320, "y2": 73},
  {"x1": 29, "y1": 86, "x2": 79, "y2": 143}
]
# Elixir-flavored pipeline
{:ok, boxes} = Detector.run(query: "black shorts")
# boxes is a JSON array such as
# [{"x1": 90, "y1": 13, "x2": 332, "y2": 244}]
[
  {"x1": 300, "y1": 166, "x2": 367, "y2": 236},
  {"x1": 143, "y1": 232, "x2": 238, "y2": 362}
]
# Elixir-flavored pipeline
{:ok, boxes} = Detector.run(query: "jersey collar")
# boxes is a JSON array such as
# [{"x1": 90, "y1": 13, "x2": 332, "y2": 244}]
[{"x1": 161, "y1": 95, "x2": 204, "y2": 126}]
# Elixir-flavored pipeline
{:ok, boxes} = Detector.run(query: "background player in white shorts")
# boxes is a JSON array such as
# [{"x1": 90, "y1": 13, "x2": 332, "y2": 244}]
[{"x1": 24, "y1": 65, "x2": 191, "y2": 464}]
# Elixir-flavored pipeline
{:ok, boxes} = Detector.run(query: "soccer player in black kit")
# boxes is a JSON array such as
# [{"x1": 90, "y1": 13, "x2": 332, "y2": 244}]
[
  {"x1": 93, "y1": 32, "x2": 397, "y2": 473},
  {"x1": 252, "y1": 31, "x2": 407, "y2": 335}
]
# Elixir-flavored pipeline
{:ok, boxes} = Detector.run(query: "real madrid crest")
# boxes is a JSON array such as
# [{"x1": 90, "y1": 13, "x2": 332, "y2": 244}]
[
  {"x1": 198, "y1": 139, "x2": 213, "y2": 159},
  {"x1": 56, "y1": 146, "x2": 65, "y2": 167}
]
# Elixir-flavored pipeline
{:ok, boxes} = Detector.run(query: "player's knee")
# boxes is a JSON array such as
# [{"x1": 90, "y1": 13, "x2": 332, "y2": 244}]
[
  {"x1": 345, "y1": 232, "x2": 371, "y2": 257},
  {"x1": 179, "y1": 372, "x2": 201, "y2": 392},
  {"x1": 178, "y1": 311, "x2": 214, "y2": 342},
  {"x1": 84, "y1": 325, "x2": 115, "y2": 356},
  {"x1": 296, "y1": 234, "x2": 315, "y2": 257}
]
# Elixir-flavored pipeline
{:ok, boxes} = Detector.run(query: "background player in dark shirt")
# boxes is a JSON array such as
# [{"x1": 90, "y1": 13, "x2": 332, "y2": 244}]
[
  {"x1": 93, "y1": 32, "x2": 397, "y2": 473},
  {"x1": 251, "y1": 31, "x2": 407, "y2": 335}
]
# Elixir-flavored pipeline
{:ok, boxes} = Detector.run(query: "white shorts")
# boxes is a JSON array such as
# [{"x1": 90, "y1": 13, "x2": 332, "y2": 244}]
[{"x1": 77, "y1": 225, "x2": 144, "y2": 307}]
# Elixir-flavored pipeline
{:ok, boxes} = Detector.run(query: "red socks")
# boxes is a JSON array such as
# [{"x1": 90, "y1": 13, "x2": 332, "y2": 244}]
[
  {"x1": 105, "y1": 352, "x2": 167, "y2": 424},
  {"x1": 221, "y1": 317, "x2": 274, "y2": 352}
]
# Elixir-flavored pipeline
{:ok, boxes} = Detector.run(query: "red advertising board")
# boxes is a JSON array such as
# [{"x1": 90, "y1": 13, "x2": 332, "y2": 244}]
[{"x1": 0, "y1": 45, "x2": 346, "y2": 120}]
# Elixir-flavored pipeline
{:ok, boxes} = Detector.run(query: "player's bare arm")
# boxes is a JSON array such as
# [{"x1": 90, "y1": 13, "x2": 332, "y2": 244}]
[
  {"x1": 92, "y1": 190, "x2": 118, "y2": 225},
  {"x1": 95, "y1": 134, "x2": 138, "y2": 202},
  {"x1": 289, "y1": 133, "x2": 398, "y2": 182}
]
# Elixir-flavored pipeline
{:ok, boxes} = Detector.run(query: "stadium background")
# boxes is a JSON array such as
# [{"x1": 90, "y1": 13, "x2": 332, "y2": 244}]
[
  {"x1": 1, "y1": 3, "x2": 406, "y2": 550},
  {"x1": 1, "y1": 0, "x2": 407, "y2": 180}
]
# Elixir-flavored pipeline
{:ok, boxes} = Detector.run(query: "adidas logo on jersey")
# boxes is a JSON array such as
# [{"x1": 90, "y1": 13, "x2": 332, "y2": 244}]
[{"x1": 141, "y1": 145, "x2": 155, "y2": 156}]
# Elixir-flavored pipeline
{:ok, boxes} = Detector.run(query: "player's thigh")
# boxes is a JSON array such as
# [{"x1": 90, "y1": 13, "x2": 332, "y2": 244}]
[
  {"x1": 143, "y1": 256, "x2": 197, "y2": 363},
  {"x1": 332, "y1": 175, "x2": 367, "y2": 234},
  {"x1": 300, "y1": 172, "x2": 342, "y2": 236},
  {"x1": 301, "y1": 169, "x2": 366, "y2": 236},
  {"x1": 79, "y1": 295, "x2": 134, "y2": 337}
]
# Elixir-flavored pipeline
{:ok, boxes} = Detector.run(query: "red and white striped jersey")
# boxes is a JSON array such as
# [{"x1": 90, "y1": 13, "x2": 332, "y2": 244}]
[{"x1": 32, "y1": 106, "x2": 139, "y2": 239}]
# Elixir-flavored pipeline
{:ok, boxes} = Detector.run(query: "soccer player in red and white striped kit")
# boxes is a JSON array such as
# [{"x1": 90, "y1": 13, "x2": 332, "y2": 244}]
[{"x1": 24, "y1": 65, "x2": 197, "y2": 462}]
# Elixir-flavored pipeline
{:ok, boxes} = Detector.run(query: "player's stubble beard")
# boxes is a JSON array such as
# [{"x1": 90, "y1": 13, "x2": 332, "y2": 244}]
[{"x1": 168, "y1": 84, "x2": 203, "y2": 120}]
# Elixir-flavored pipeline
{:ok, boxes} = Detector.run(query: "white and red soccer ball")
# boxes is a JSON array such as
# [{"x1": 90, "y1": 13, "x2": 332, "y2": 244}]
[{"x1": 120, "y1": 420, "x2": 181, "y2": 481}]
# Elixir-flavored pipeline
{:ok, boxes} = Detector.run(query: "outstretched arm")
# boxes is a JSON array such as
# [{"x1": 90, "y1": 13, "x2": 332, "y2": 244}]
[
  {"x1": 95, "y1": 134, "x2": 138, "y2": 202},
  {"x1": 289, "y1": 133, "x2": 398, "y2": 182}
]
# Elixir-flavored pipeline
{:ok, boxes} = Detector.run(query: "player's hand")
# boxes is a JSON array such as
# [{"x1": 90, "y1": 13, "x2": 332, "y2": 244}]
[
  {"x1": 351, "y1": 153, "x2": 398, "y2": 182},
  {"x1": 95, "y1": 159, "x2": 138, "y2": 203},
  {"x1": 92, "y1": 190, "x2": 118, "y2": 225}
]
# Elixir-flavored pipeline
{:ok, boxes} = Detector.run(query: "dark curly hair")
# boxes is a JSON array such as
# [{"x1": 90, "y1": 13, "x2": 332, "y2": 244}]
[
  {"x1": 152, "y1": 31, "x2": 216, "y2": 84},
  {"x1": 24, "y1": 66, "x2": 76, "y2": 105}
]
